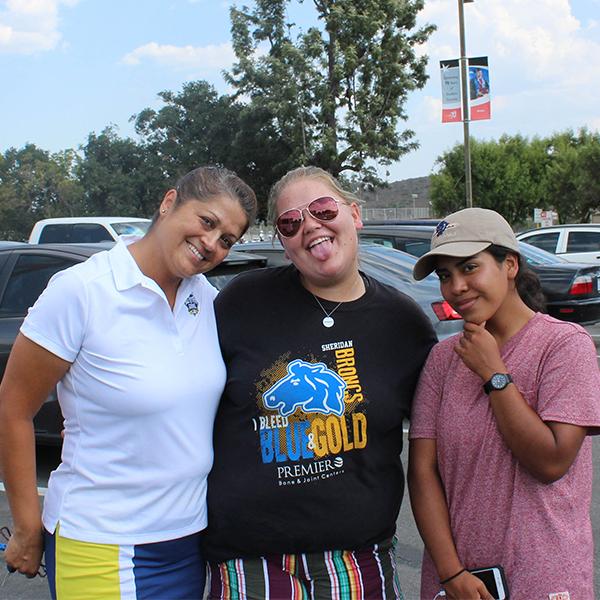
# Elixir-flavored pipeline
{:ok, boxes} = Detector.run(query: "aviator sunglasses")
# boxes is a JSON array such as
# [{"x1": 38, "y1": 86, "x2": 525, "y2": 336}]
[{"x1": 276, "y1": 196, "x2": 340, "y2": 238}]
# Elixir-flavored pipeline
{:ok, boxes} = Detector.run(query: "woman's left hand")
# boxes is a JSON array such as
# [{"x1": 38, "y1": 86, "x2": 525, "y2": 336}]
[
  {"x1": 5, "y1": 527, "x2": 43, "y2": 578},
  {"x1": 454, "y1": 321, "x2": 505, "y2": 381}
]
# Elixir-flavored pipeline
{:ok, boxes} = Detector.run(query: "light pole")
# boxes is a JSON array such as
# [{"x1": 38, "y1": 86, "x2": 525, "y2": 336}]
[{"x1": 458, "y1": 0, "x2": 474, "y2": 208}]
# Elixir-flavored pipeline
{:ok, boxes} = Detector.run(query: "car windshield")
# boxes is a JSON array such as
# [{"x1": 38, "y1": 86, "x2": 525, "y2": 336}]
[
  {"x1": 518, "y1": 241, "x2": 568, "y2": 265},
  {"x1": 112, "y1": 221, "x2": 151, "y2": 236}
]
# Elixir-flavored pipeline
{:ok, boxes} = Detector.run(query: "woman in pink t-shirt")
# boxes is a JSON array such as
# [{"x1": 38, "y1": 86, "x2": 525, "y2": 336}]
[{"x1": 409, "y1": 208, "x2": 600, "y2": 600}]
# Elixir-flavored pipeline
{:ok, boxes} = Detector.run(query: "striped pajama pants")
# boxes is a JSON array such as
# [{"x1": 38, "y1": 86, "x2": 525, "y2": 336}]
[{"x1": 207, "y1": 539, "x2": 403, "y2": 600}]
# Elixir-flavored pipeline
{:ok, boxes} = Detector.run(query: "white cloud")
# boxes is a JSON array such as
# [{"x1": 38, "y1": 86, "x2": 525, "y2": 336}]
[
  {"x1": 0, "y1": 0, "x2": 76, "y2": 54},
  {"x1": 422, "y1": 96, "x2": 442, "y2": 124},
  {"x1": 420, "y1": 0, "x2": 600, "y2": 90},
  {"x1": 392, "y1": 0, "x2": 600, "y2": 178},
  {"x1": 121, "y1": 41, "x2": 236, "y2": 72}
]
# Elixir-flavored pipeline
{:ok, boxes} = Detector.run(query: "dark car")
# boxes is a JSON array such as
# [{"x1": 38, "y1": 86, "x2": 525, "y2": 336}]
[
  {"x1": 359, "y1": 224, "x2": 437, "y2": 257},
  {"x1": 358, "y1": 224, "x2": 600, "y2": 324},
  {"x1": 518, "y1": 243, "x2": 600, "y2": 324},
  {"x1": 233, "y1": 240, "x2": 464, "y2": 341},
  {"x1": 0, "y1": 242, "x2": 267, "y2": 444}
]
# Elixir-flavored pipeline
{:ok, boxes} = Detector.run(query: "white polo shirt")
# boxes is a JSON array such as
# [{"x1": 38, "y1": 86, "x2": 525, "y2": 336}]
[{"x1": 21, "y1": 239, "x2": 226, "y2": 544}]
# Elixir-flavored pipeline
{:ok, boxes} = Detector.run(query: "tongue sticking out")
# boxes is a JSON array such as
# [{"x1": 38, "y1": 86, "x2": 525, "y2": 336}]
[{"x1": 309, "y1": 238, "x2": 333, "y2": 261}]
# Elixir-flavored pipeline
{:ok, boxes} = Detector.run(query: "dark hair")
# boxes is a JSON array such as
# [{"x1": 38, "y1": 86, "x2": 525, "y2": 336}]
[
  {"x1": 487, "y1": 245, "x2": 546, "y2": 313},
  {"x1": 152, "y1": 166, "x2": 257, "y2": 234}
]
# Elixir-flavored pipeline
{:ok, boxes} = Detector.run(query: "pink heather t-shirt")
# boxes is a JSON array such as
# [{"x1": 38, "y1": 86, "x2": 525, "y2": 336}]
[{"x1": 410, "y1": 313, "x2": 600, "y2": 600}]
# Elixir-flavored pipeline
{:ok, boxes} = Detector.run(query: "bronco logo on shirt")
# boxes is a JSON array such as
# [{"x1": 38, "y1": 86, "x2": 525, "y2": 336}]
[
  {"x1": 262, "y1": 359, "x2": 346, "y2": 417},
  {"x1": 256, "y1": 344, "x2": 368, "y2": 486}
]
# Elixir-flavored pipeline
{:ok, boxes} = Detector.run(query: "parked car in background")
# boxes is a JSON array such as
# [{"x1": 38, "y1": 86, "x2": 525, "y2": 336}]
[
  {"x1": 0, "y1": 242, "x2": 267, "y2": 444},
  {"x1": 516, "y1": 224, "x2": 600, "y2": 264},
  {"x1": 233, "y1": 240, "x2": 464, "y2": 341},
  {"x1": 358, "y1": 224, "x2": 600, "y2": 325},
  {"x1": 517, "y1": 243, "x2": 600, "y2": 324},
  {"x1": 359, "y1": 224, "x2": 435, "y2": 257},
  {"x1": 28, "y1": 217, "x2": 152, "y2": 244},
  {"x1": 363, "y1": 219, "x2": 441, "y2": 227}
]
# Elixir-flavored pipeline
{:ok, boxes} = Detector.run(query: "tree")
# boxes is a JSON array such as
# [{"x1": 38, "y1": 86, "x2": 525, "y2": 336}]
[
  {"x1": 133, "y1": 81, "x2": 239, "y2": 182},
  {"x1": 77, "y1": 127, "x2": 163, "y2": 217},
  {"x1": 545, "y1": 129, "x2": 600, "y2": 223},
  {"x1": 430, "y1": 135, "x2": 553, "y2": 224},
  {"x1": 0, "y1": 145, "x2": 84, "y2": 240},
  {"x1": 227, "y1": 0, "x2": 435, "y2": 183},
  {"x1": 431, "y1": 129, "x2": 600, "y2": 225},
  {"x1": 133, "y1": 80, "x2": 294, "y2": 218}
]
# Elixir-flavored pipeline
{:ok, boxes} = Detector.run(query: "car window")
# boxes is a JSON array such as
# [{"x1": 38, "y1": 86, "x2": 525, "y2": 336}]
[
  {"x1": 206, "y1": 259, "x2": 267, "y2": 290},
  {"x1": 38, "y1": 224, "x2": 72, "y2": 243},
  {"x1": 38, "y1": 223, "x2": 113, "y2": 243},
  {"x1": 520, "y1": 232, "x2": 560, "y2": 254},
  {"x1": 565, "y1": 231, "x2": 600, "y2": 253},
  {"x1": 0, "y1": 254, "x2": 77, "y2": 316},
  {"x1": 403, "y1": 240, "x2": 431, "y2": 257},
  {"x1": 70, "y1": 224, "x2": 114, "y2": 243},
  {"x1": 517, "y1": 242, "x2": 565, "y2": 265},
  {"x1": 112, "y1": 221, "x2": 151, "y2": 237},
  {"x1": 360, "y1": 236, "x2": 394, "y2": 249}
]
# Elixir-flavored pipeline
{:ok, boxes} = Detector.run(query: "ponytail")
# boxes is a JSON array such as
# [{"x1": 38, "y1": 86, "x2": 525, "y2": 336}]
[{"x1": 487, "y1": 245, "x2": 546, "y2": 313}]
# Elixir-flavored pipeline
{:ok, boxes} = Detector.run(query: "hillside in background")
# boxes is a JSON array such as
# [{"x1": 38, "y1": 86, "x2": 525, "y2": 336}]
[
  {"x1": 359, "y1": 176, "x2": 433, "y2": 221},
  {"x1": 360, "y1": 176, "x2": 431, "y2": 209}
]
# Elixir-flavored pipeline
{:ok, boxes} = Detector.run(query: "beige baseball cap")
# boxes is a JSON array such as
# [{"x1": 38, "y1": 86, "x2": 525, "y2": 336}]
[{"x1": 413, "y1": 207, "x2": 519, "y2": 280}]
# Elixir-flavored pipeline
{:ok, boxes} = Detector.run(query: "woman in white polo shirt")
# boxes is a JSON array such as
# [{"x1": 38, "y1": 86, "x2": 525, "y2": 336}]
[{"x1": 0, "y1": 166, "x2": 257, "y2": 599}]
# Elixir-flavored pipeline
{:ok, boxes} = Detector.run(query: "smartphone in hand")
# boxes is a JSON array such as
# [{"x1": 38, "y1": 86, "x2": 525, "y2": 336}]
[{"x1": 469, "y1": 566, "x2": 509, "y2": 600}]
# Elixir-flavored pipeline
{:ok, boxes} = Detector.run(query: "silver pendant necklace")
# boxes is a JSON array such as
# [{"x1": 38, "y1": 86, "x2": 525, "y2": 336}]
[{"x1": 312, "y1": 294, "x2": 342, "y2": 328}]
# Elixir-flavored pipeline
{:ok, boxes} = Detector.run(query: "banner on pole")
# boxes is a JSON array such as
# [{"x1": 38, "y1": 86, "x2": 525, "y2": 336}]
[
  {"x1": 468, "y1": 56, "x2": 491, "y2": 121},
  {"x1": 440, "y1": 59, "x2": 461, "y2": 123}
]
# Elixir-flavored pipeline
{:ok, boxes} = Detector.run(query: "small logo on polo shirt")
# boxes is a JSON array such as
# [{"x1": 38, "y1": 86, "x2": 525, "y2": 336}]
[{"x1": 184, "y1": 293, "x2": 199, "y2": 316}]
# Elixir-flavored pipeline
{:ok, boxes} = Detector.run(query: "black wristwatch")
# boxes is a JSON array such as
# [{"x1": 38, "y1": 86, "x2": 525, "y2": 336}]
[{"x1": 483, "y1": 373, "x2": 513, "y2": 394}]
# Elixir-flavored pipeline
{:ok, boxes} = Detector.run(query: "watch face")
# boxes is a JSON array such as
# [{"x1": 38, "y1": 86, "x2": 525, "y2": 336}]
[{"x1": 491, "y1": 374, "x2": 508, "y2": 389}]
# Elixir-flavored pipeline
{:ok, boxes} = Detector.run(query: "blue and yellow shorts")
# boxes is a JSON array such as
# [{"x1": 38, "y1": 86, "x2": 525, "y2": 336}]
[{"x1": 44, "y1": 526, "x2": 205, "y2": 599}]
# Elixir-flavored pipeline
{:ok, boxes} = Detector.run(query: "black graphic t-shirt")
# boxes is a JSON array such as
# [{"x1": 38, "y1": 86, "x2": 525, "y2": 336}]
[{"x1": 203, "y1": 266, "x2": 436, "y2": 561}]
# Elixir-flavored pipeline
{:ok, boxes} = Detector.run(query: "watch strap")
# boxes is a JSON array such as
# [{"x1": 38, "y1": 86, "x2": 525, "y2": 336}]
[{"x1": 483, "y1": 373, "x2": 513, "y2": 394}]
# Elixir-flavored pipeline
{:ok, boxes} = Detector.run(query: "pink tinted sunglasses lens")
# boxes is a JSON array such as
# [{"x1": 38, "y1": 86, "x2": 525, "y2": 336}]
[
  {"x1": 276, "y1": 197, "x2": 339, "y2": 237},
  {"x1": 277, "y1": 211, "x2": 303, "y2": 237},
  {"x1": 309, "y1": 196, "x2": 339, "y2": 221}
]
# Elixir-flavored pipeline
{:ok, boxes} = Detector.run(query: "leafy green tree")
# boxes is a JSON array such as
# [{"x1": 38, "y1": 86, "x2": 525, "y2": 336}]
[
  {"x1": 545, "y1": 129, "x2": 600, "y2": 223},
  {"x1": 0, "y1": 144, "x2": 84, "y2": 240},
  {"x1": 227, "y1": 0, "x2": 435, "y2": 183},
  {"x1": 133, "y1": 80, "x2": 294, "y2": 218},
  {"x1": 431, "y1": 129, "x2": 600, "y2": 225},
  {"x1": 77, "y1": 127, "x2": 163, "y2": 217},
  {"x1": 431, "y1": 135, "x2": 553, "y2": 224},
  {"x1": 133, "y1": 81, "x2": 239, "y2": 181}
]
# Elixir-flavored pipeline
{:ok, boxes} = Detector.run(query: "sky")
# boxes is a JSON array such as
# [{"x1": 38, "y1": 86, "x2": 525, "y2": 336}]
[{"x1": 1, "y1": 0, "x2": 599, "y2": 183}]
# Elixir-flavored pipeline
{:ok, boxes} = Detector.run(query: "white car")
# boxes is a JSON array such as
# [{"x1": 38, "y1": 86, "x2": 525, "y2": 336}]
[
  {"x1": 516, "y1": 224, "x2": 600, "y2": 264},
  {"x1": 28, "y1": 217, "x2": 151, "y2": 244}
]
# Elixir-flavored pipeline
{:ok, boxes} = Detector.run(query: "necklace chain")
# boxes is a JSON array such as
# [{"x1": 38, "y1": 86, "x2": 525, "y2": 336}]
[{"x1": 312, "y1": 294, "x2": 343, "y2": 328}]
